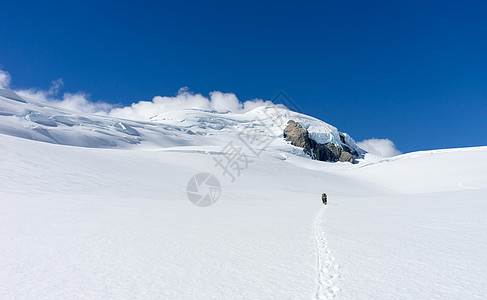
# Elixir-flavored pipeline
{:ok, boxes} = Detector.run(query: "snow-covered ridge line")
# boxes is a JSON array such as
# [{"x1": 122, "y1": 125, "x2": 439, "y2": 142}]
[
  {"x1": 356, "y1": 145, "x2": 487, "y2": 166},
  {"x1": 0, "y1": 88, "x2": 362, "y2": 156}
]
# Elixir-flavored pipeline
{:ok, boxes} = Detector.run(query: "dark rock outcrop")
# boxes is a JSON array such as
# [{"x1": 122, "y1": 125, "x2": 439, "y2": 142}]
[
  {"x1": 282, "y1": 120, "x2": 310, "y2": 149},
  {"x1": 283, "y1": 120, "x2": 356, "y2": 163}
]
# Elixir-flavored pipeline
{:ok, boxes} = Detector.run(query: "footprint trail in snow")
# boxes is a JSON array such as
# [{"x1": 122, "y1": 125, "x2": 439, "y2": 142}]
[{"x1": 314, "y1": 207, "x2": 340, "y2": 299}]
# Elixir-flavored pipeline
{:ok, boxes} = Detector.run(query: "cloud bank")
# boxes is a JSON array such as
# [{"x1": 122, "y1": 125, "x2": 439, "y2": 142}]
[
  {"x1": 0, "y1": 68, "x2": 111, "y2": 114},
  {"x1": 0, "y1": 67, "x2": 272, "y2": 119},
  {"x1": 15, "y1": 87, "x2": 113, "y2": 115},
  {"x1": 109, "y1": 88, "x2": 272, "y2": 121},
  {"x1": 18, "y1": 88, "x2": 113, "y2": 114},
  {"x1": 357, "y1": 138, "x2": 402, "y2": 157}
]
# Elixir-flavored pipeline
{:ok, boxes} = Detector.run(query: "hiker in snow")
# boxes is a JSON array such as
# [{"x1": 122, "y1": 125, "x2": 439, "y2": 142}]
[{"x1": 322, "y1": 193, "x2": 327, "y2": 205}]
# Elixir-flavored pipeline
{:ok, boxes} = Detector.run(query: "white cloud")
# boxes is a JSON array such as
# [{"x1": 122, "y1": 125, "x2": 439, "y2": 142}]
[
  {"x1": 0, "y1": 66, "x2": 111, "y2": 114},
  {"x1": 0, "y1": 66, "x2": 288, "y2": 121},
  {"x1": 15, "y1": 89, "x2": 112, "y2": 114},
  {"x1": 1, "y1": 67, "x2": 276, "y2": 118},
  {"x1": 48, "y1": 78, "x2": 64, "y2": 96},
  {"x1": 357, "y1": 138, "x2": 402, "y2": 157},
  {"x1": 109, "y1": 88, "x2": 274, "y2": 121},
  {"x1": 210, "y1": 91, "x2": 241, "y2": 112},
  {"x1": 0, "y1": 68, "x2": 11, "y2": 89}
]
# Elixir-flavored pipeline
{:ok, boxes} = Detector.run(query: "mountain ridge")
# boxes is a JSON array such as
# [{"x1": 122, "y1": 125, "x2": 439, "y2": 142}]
[{"x1": 0, "y1": 88, "x2": 363, "y2": 160}]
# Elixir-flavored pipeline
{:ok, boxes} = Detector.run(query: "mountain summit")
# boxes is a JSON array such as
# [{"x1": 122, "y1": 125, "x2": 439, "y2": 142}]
[{"x1": 0, "y1": 88, "x2": 362, "y2": 162}]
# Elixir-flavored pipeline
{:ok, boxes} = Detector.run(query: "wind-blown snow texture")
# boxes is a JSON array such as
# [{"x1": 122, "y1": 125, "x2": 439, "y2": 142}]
[{"x1": 0, "y1": 90, "x2": 486, "y2": 299}]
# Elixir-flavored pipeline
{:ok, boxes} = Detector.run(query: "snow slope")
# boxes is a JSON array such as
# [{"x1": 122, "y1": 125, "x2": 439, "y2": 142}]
[{"x1": 0, "y1": 90, "x2": 486, "y2": 299}]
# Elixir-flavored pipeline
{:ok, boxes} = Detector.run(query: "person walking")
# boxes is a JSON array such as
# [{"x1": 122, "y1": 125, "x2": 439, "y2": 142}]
[{"x1": 321, "y1": 193, "x2": 327, "y2": 205}]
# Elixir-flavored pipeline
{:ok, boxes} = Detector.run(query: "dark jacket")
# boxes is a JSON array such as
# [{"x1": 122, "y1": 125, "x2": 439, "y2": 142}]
[{"x1": 322, "y1": 193, "x2": 327, "y2": 205}]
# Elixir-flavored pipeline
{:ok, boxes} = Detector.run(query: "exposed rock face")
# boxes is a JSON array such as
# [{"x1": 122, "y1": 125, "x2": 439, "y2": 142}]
[
  {"x1": 281, "y1": 120, "x2": 310, "y2": 149},
  {"x1": 283, "y1": 120, "x2": 356, "y2": 163}
]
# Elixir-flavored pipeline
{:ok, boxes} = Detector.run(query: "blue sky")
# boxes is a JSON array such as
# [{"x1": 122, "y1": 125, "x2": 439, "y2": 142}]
[{"x1": 1, "y1": 0, "x2": 486, "y2": 152}]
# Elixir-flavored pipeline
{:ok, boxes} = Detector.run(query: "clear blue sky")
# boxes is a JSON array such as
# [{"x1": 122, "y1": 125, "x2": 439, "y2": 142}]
[{"x1": 1, "y1": 0, "x2": 486, "y2": 152}]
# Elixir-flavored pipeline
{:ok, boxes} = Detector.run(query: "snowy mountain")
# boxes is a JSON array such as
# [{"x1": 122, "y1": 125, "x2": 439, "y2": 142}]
[
  {"x1": 1, "y1": 89, "x2": 486, "y2": 299},
  {"x1": 0, "y1": 88, "x2": 361, "y2": 155}
]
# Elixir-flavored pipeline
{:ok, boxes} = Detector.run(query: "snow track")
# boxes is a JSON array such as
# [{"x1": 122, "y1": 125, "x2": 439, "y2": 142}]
[{"x1": 314, "y1": 207, "x2": 340, "y2": 299}]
